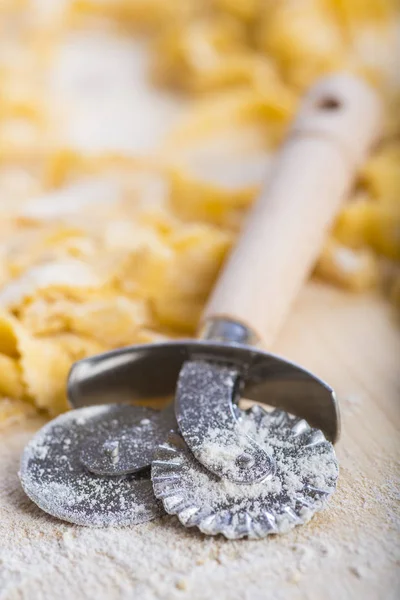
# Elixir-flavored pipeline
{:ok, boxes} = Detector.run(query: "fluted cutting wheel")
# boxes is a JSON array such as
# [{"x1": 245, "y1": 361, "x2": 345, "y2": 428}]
[
  {"x1": 152, "y1": 405, "x2": 338, "y2": 539},
  {"x1": 20, "y1": 406, "x2": 164, "y2": 526}
]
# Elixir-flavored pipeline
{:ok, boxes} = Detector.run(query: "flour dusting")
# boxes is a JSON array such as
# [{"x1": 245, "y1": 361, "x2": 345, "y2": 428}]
[
  {"x1": 153, "y1": 405, "x2": 339, "y2": 539},
  {"x1": 1, "y1": 417, "x2": 399, "y2": 599},
  {"x1": 19, "y1": 406, "x2": 163, "y2": 527}
]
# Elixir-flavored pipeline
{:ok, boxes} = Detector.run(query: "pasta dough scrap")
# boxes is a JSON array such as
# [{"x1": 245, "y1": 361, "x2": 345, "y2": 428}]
[
  {"x1": 0, "y1": 311, "x2": 71, "y2": 414},
  {"x1": 50, "y1": 333, "x2": 107, "y2": 362},
  {"x1": 0, "y1": 311, "x2": 21, "y2": 358},
  {"x1": 68, "y1": 297, "x2": 151, "y2": 347},
  {"x1": 18, "y1": 292, "x2": 152, "y2": 347},
  {"x1": 18, "y1": 333, "x2": 72, "y2": 415},
  {"x1": 361, "y1": 143, "x2": 400, "y2": 204},
  {"x1": 256, "y1": 1, "x2": 346, "y2": 89},
  {"x1": 334, "y1": 193, "x2": 375, "y2": 249},
  {"x1": 315, "y1": 238, "x2": 379, "y2": 291},
  {"x1": 163, "y1": 89, "x2": 294, "y2": 150},
  {"x1": 152, "y1": 295, "x2": 204, "y2": 333},
  {"x1": 167, "y1": 225, "x2": 232, "y2": 298},
  {"x1": 0, "y1": 259, "x2": 107, "y2": 311},
  {"x1": 0, "y1": 397, "x2": 36, "y2": 429},
  {"x1": 169, "y1": 166, "x2": 257, "y2": 227},
  {"x1": 151, "y1": 225, "x2": 232, "y2": 332},
  {"x1": 0, "y1": 354, "x2": 26, "y2": 399}
]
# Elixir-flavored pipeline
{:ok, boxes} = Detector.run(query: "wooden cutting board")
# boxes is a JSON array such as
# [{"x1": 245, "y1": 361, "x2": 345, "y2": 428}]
[{"x1": 1, "y1": 281, "x2": 399, "y2": 600}]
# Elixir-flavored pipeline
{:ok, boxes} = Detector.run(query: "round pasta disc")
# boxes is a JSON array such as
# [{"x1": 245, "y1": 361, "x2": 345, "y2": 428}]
[
  {"x1": 152, "y1": 406, "x2": 338, "y2": 539},
  {"x1": 20, "y1": 405, "x2": 165, "y2": 527}
]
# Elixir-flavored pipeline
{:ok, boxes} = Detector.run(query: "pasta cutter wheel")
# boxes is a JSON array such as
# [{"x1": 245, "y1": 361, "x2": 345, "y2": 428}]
[
  {"x1": 152, "y1": 402, "x2": 339, "y2": 539},
  {"x1": 19, "y1": 75, "x2": 380, "y2": 534},
  {"x1": 19, "y1": 404, "x2": 175, "y2": 526},
  {"x1": 148, "y1": 75, "x2": 378, "y2": 538}
]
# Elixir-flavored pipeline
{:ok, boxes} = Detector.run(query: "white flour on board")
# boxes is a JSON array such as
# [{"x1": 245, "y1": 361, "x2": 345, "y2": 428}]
[{"x1": 1, "y1": 418, "x2": 399, "y2": 600}]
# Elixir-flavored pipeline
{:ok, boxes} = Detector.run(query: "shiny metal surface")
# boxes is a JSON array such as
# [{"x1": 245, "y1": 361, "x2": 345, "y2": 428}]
[
  {"x1": 20, "y1": 406, "x2": 164, "y2": 527},
  {"x1": 80, "y1": 403, "x2": 176, "y2": 476},
  {"x1": 175, "y1": 361, "x2": 275, "y2": 484},
  {"x1": 152, "y1": 405, "x2": 339, "y2": 540},
  {"x1": 199, "y1": 317, "x2": 259, "y2": 346},
  {"x1": 68, "y1": 339, "x2": 340, "y2": 443}
]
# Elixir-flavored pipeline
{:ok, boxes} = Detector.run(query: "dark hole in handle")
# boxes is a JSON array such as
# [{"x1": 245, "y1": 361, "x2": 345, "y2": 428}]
[{"x1": 317, "y1": 96, "x2": 342, "y2": 111}]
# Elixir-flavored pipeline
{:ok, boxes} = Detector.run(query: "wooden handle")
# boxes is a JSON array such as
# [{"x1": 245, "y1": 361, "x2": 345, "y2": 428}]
[{"x1": 202, "y1": 74, "x2": 382, "y2": 346}]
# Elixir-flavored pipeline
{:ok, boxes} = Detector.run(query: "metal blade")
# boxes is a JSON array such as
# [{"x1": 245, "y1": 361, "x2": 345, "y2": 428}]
[
  {"x1": 152, "y1": 405, "x2": 338, "y2": 539},
  {"x1": 175, "y1": 361, "x2": 274, "y2": 484},
  {"x1": 80, "y1": 403, "x2": 176, "y2": 476},
  {"x1": 20, "y1": 406, "x2": 164, "y2": 527}
]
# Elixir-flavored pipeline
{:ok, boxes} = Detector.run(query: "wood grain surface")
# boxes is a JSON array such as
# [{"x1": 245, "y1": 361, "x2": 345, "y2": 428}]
[{"x1": 1, "y1": 281, "x2": 399, "y2": 600}]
